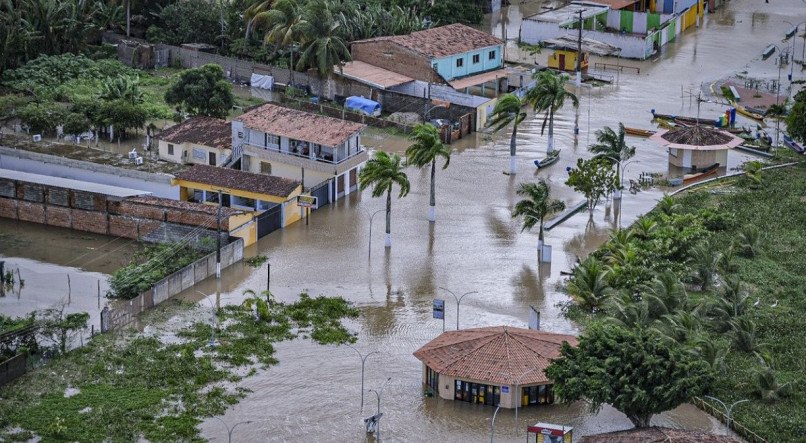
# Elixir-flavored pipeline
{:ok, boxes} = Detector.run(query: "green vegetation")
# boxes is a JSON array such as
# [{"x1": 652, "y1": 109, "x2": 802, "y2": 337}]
[
  {"x1": 786, "y1": 89, "x2": 806, "y2": 143},
  {"x1": 512, "y1": 180, "x2": 565, "y2": 244},
  {"x1": 358, "y1": 151, "x2": 410, "y2": 247},
  {"x1": 164, "y1": 64, "x2": 234, "y2": 119},
  {"x1": 0, "y1": 294, "x2": 358, "y2": 441},
  {"x1": 566, "y1": 157, "x2": 618, "y2": 216},
  {"x1": 244, "y1": 255, "x2": 269, "y2": 268},
  {"x1": 561, "y1": 162, "x2": 806, "y2": 440},
  {"x1": 405, "y1": 123, "x2": 451, "y2": 221},
  {"x1": 489, "y1": 93, "x2": 528, "y2": 174},
  {"x1": 108, "y1": 242, "x2": 206, "y2": 300}
]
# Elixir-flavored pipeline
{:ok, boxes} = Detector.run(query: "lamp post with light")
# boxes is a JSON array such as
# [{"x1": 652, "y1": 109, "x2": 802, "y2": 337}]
[{"x1": 439, "y1": 287, "x2": 478, "y2": 330}]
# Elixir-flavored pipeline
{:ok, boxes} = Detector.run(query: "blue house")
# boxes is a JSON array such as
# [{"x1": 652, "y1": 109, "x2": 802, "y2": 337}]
[{"x1": 350, "y1": 24, "x2": 506, "y2": 91}]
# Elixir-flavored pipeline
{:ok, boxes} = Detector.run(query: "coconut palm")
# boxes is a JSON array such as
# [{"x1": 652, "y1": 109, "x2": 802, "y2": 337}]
[
  {"x1": 730, "y1": 317, "x2": 759, "y2": 353},
  {"x1": 526, "y1": 70, "x2": 579, "y2": 153},
  {"x1": 689, "y1": 241, "x2": 721, "y2": 291},
  {"x1": 295, "y1": 0, "x2": 351, "y2": 87},
  {"x1": 631, "y1": 218, "x2": 657, "y2": 239},
  {"x1": 405, "y1": 123, "x2": 451, "y2": 222},
  {"x1": 359, "y1": 151, "x2": 410, "y2": 248},
  {"x1": 640, "y1": 271, "x2": 687, "y2": 317},
  {"x1": 657, "y1": 194, "x2": 680, "y2": 216},
  {"x1": 589, "y1": 123, "x2": 636, "y2": 190},
  {"x1": 567, "y1": 256, "x2": 612, "y2": 312},
  {"x1": 734, "y1": 225, "x2": 762, "y2": 258},
  {"x1": 243, "y1": 0, "x2": 274, "y2": 39},
  {"x1": 692, "y1": 337, "x2": 729, "y2": 372},
  {"x1": 253, "y1": 0, "x2": 302, "y2": 83},
  {"x1": 752, "y1": 362, "x2": 794, "y2": 403},
  {"x1": 488, "y1": 93, "x2": 527, "y2": 174},
  {"x1": 511, "y1": 180, "x2": 565, "y2": 249}
]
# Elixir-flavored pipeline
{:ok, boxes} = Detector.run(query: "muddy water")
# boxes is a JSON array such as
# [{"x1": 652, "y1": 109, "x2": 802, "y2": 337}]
[{"x1": 190, "y1": 0, "x2": 805, "y2": 441}]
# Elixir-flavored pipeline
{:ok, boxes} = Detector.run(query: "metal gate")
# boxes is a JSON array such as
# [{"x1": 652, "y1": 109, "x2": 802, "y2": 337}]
[
  {"x1": 310, "y1": 179, "x2": 331, "y2": 209},
  {"x1": 257, "y1": 204, "x2": 283, "y2": 238}
]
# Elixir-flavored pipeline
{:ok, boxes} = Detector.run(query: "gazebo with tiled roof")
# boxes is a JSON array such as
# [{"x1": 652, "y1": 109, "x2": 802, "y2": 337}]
[{"x1": 413, "y1": 326, "x2": 577, "y2": 408}]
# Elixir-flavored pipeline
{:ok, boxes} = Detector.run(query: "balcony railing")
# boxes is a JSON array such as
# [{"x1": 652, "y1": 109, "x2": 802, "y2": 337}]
[{"x1": 244, "y1": 142, "x2": 365, "y2": 165}]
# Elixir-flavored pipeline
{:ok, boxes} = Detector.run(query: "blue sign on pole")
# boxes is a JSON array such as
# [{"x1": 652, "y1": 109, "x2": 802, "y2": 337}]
[{"x1": 433, "y1": 299, "x2": 445, "y2": 319}]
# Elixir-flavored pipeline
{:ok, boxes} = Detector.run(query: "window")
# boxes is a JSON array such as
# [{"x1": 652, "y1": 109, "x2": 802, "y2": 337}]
[
  {"x1": 167, "y1": 143, "x2": 174, "y2": 155},
  {"x1": 472, "y1": 54, "x2": 480, "y2": 64},
  {"x1": 489, "y1": 50, "x2": 496, "y2": 60},
  {"x1": 264, "y1": 133, "x2": 279, "y2": 146},
  {"x1": 456, "y1": 58, "x2": 464, "y2": 68},
  {"x1": 192, "y1": 148, "x2": 206, "y2": 160},
  {"x1": 260, "y1": 161, "x2": 272, "y2": 174}
]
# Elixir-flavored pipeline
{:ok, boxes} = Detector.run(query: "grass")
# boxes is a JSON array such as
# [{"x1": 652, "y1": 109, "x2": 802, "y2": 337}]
[
  {"x1": 565, "y1": 160, "x2": 806, "y2": 441},
  {"x1": 0, "y1": 293, "x2": 359, "y2": 442}
]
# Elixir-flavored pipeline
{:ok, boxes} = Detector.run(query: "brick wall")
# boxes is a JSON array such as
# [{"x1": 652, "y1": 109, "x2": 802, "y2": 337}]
[{"x1": 351, "y1": 40, "x2": 442, "y2": 83}]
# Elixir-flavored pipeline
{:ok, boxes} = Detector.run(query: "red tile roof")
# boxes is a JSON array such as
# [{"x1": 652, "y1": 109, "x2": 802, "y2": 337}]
[
  {"x1": 579, "y1": 427, "x2": 742, "y2": 442},
  {"x1": 237, "y1": 104, "x2": 365, "y2": 147},
  {"x1": 156, "y1": 117, "x2": 232, "y2": 151},
  {"x1": 125, "y1": 195, "x2": 241, "y2": 216},
  {"x1": 352, "y1": 23, "x2": 503, "y2": 59},
  {"x1": 173, "y1": 165, "x2": 301, "y2": 198},
  {"x1": 413, "y1": 326, "x2": 577, "y2": 385}
]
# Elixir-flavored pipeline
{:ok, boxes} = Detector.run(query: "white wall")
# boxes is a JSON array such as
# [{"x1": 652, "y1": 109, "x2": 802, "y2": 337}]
[
  {"x1": 520, "y1": 20, "x2": 563, "y2": 45},
  {"x1": 243, "y1": 154, "x2": 332, "y2": 188},
  {"x1": 521, "y1": 17, "x2": 653, "y2": 59}
]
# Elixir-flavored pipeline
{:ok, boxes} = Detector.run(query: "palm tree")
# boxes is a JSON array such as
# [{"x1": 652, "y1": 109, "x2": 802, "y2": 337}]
[
  {"x1": 752, "y1": 362, "x2": 794, "y2": 403},
  {"x1": 295, "y1": 0, "x2": 351, "y2": 94},
  {"x1": 640, "y1": 271, "x2": 687, "y2": 317},
  {"x1": 488, "y1": 93, "x2": 527, "y2": 174},
  {"x1": 526, "y1": 70, "x2": 579, "y2": 153},
  {"x1": 689, "y1": 241, "x2": 721, "y2": 291},
  {"x1": 734, "y1": 225, "x2": 762, "y2": 258},
  {"x1": 253, "y1": 0, "x2": 302, "y2": 84},
  {"x1": 589, "y1": 123, "x2": 636, "y2": 192},
  {"x1": 405, "y1": 123, "x2": 451, "y2": 222},
  {"x1": 512, "y1": 180, "x2": 565, "y2": 250},
  {"x1": 657, "y1": 194, "x2": 680, "y2": 216},
  {"x1": 567, "y1": 256, "x2": 612, "y2": 312},
  {"x1": 243, "y1": 0, "x2": 274, "y2": 39},
  {"x1": 359, "y1": 151, "x2": 410, "y2": 248}
]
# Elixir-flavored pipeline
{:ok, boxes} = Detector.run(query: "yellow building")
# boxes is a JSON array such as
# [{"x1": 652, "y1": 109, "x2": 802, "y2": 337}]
[
  {"x1": 547, "y1": 49, "x2": 588, "y2": 73},
  {"x1": 156, "y1": 117, "x2": 232, "y2": 166},
  {"x1": 172, "y1": 165, "x2": 303, "y2": 245}
]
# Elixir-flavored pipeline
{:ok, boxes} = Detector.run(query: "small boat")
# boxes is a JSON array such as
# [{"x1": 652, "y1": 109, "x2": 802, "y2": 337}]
[
  {"x1": 783, "y1": 135, "x2": 805, "y2": 154},
  {"x1": 652, "y1": 110, "x2": 718, "y2": 126},
  {"x1": 732, "y1": 102, "x2": 765, "y2": 122},
  {"x1": 624, "y1": 127, "x2": 656, "y2": 137},
  {"x1": 534, "y1": 149, "x2": 561, "y2": 168},
  {"x1": 682, "y1": 163, "x2": 720, "y2": 184}
]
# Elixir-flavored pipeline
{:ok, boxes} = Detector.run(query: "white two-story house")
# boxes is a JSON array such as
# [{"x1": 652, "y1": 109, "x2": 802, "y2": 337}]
[{"x1": 231, "y1": 104, "x2": 367, "y2": 206}]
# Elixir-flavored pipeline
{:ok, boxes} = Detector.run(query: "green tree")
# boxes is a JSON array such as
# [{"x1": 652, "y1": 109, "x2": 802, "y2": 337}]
[
  {"x1": 567, "y1": 256, "x2": 611, "y2": 313},
  {"x1": 488, "y1": 93, "x2": 527, "y2": 174},
  {"x1": 255, "y1": 0, "x2": 303, "y2": 83},
  {"x1": 589, "y1": 123, "x2": 636, "y2": 190},
  {"x1": 742, "y1": 160, "x2": 763, "y2": 187},
  {"x1": 511, "y1": 180, "x2": 565, "y2": 248},
  {"x1": 164, "y1": 64, "x2": 234, "y2": 118},
  {"x1": 39, "y1": 308, "x2": 90, "y2": 355},
  {"x1": 17, "y1": 102, "x2": 67, "y2": 135},
  {"x1": 689, "y1": 241, "x2": 720, "y2": 291},
  {"x1": 295, "y1": 0, "x2": 351, "y2": 81},
  {"x1": 101, "y1": 99, "x2": 148, "y2": 140},
  {"x1": 405, "y1": 123, "x2": 451, "y2": 222},
  {"x1": 98, "y1": 76, "x2": 144, "y2": 105},
  {"x1": 359, "y1": 151, "x2": 410, "y2": 248},
  {"x1": 565, "y1": 157, "x2": 618, "y2": 217},
  {"x1": 62, "y1": 112, "x2": 91, "y2": 138},
  {"x1": 785, "y1": 91, "x2": 806, "y2": 143},
  {"x1": 546, "y1": 323, "x2": 713, "y2": 428},
  {"x1": 145, "y1": 0, "x2": 221, "y2": 45},
  {"x1": 526, "y1": 70, "x2": 578, "y2": 153}
]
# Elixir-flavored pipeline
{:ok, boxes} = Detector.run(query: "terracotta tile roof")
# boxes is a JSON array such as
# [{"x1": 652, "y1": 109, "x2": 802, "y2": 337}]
[
  {"x1": 125, "y1": 195, "x2": 241, "y2": 216},
  {"x1": 237, "y1": 104, "x2": 365, "y2": 147},
  {"x1": 413, "y1": 326, "x2": 577, "y2": 386},
  {"x1": 156, "y1": 117, "x2": 232, "y2": 151},
  {"x1": 352, "y1": 24, "x2": 503, "y2": 59},
  {"x1": 579, "y1": 427, "x2": 742, "y2": 443},
  {"x1": 173, "y1": 165, "x2": 301, "y2": 198}
]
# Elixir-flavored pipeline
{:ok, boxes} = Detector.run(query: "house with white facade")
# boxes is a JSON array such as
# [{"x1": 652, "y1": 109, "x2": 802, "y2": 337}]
[
  {"x1": 156, "y1": 117, "x2": 232, "y2": 166},
  {"x1": 231, "y1": 104, "x2": 367, "y2": 206}
]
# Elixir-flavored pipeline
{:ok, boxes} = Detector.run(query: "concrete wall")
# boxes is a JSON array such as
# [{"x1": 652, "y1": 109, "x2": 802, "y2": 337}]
[
  {"x1": 0, "y1": 146, "x2": 176, "y2": 199},
  {"x1": 521, "y1": 18, "x2": 655, "y2": 59},
  {"x1": 351, "y1": 40, "x2": 442, "y2": 83},
  {"x1": 432, "y1": 45, "x2": 503, "y2": 81},
  {"x1": 157, "y1": 140, "x2": 230, "y2": 166}
]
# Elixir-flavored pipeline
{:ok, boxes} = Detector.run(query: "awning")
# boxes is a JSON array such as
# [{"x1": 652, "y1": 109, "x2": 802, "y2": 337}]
[
  {"x1": 541, "y1": 35, "x2": 621, "y2": 56},
  {"x1": 337, "y1": 61, "x2": 414, "y2": 89},
  {"x1": 448, "y1": 69, "x2": 509, "y2": 90}
]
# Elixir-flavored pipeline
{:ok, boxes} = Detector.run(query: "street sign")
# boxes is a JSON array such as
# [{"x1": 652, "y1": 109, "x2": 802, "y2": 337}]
[
  {"x1": 433, "y1": 299, "x2": 445, "y2": 319},
  {"x1": 297, "y1": 195, "x2": 318, "y2": 209}
]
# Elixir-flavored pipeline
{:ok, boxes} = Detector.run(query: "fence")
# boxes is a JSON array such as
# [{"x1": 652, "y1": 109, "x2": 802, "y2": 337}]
[
  {"x1": 101, "y1": 238, "x2": 244, "y2": 331},
  {"x1": 691, "y1": 397, "x2": 767, "y2": 443}
]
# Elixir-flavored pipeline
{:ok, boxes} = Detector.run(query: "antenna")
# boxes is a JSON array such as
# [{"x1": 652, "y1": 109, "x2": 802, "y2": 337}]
[{"x1": 681, "y1": 88, "x2": 704, "y2": 125}]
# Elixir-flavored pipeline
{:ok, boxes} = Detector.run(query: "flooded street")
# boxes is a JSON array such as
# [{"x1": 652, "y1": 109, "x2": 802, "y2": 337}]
[{"x1": 193, "y1": 0, "x2": 805, "y2": 440}]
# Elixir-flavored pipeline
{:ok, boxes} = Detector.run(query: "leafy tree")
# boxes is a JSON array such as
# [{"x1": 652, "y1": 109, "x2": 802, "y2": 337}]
[
  {"x1": 526, "y1": 70, "x2": 578, "y2": 152},
  {"x1": 17, "y1": 102, "x2": 67, "y2": 135},
  {"x1": 39, "y1": 308, "x2": 90, "y2": 355},
  {"x1": 785, "y1": 90, "x2": 806, "y2": 143},
  {"x1": 145, "y1": 0, "x2": 221, "y2": 45},
  {"x1": 164, "y1": 64, "x2": 234, "y2": 118},
  {"x1": 101, "y1": 99, "x2": 148, "y2": 139},
  {"x1": 734, "y1": 224, "x2": 762, "y2": 258},
  {"x1": 295, "y1": 0, "x2": 351, "y2": 79},
  {"x1": 98, "y1": 76, "x2": 144, "y2": 105},
  {"x1": 565, "y1": 157, "x2": 617, "y2": 217},
  {"x1": 742, "y1": 160, "x2": 763, "y2": 187},
  {"x1": 358, "y1": 151, "x2": 410, "y2": 248},
  {"x1": 511, "y1": 180, "x2": 565, "y2": 247},
  {"x1": 689, "y1": 241, "x2": 720, "y2": 291},
  {"x1": 567, "y1": 256, "x2": 611, "y2": 313},
  {"x1": 255, "y1": 0, "x2": 303, "y2": 83},
  {"x1": 546, "y1": 323, "x2": 714, "y2": 428},
  {"x1": 488, "y1": 93, "x2": 527, "y2": 174},
  {"x1": 405, "y1": 123, "x2": 451, "y2": 222},
  {"x1": 589, "y1": 123, "x2": 636, "y2": 189},
  {"x1": 62, "y1": 112, "x2": 92, "y2": 137},
  {"x1": 657, "y1": 194, "x2": 681, "y2": 216}
]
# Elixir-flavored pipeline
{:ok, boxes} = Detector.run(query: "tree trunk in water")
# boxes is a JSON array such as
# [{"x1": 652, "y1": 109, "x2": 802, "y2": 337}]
[
  {"x1": 628, "y1": 413, "x2": 652, "y2": 428},
  {"x1": 385, "y1": 188, "x2": 392, "y2": 247},
  {"x1": 428, "y1": 159, "x2": 436, "y2": 221},
  {"x1": 547, "y1": 110, "x2": 555, "y2": 152},
  {"x1": 509, "y1": 123, "x2": 518, "y2": 174}
]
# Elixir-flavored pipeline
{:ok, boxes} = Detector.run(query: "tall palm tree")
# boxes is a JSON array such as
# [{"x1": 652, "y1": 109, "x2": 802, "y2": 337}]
[
  {"x1": 567, "y1": 256, "x2": 612, "y2": 312},
  {"x1": 511, "y1": 180, "x2": 565, "y2": 250},
  {"x1": 295, "y1": 0, "x2": 351, "y2": 94},
  {"x1": 689, "y1": 241, "x2": 720, "y2": 291},
  {"x1": 589, "y1": 123, "x2": 636, "y2": 191},
  {"x1": 253, "y1": 0, "x2": 302, "y2": 83},
  {"x1": 359, "y1": 151, "x2": 410, "y2": 248},
  {"x1": 526, "y1": 70, "x2": 579, "y2": 153},
  {"x1": 488, "y1": 93, "x2": 527, "y2": 174},
  {"x1": 405, "y1": 123, "x2": 451, "y2": 222},
  {"x1": 243, "y1": 0, "x2": 274, "y2": 39}
]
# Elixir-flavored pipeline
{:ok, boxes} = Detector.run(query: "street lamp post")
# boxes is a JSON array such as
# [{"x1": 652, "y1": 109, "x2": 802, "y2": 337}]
[
  {"x1": 490, "y1": 404, "x2": 502, "y2": 443},
  {"x1": 211, "y1": 417, "x2": 252, "y2": 443},
  {"x1": 366, "y1": 209, "x2": 384, "y2": 257},
  {"x1": 513, "y1": 368, "x2": 540, "y2": 434},
  {"x1": 784, "y1": 21, "x2": 806, "y2": 83},
  {"x1": 439, "y1": 287, "x2": 479, "y2": 330},
  {"x1": 368, "y1": 377, "x2": 392, "y2": 442},
  {"x1": 704, "y1": 396, "x2": 749, "y2": 436},
  {"x1": 346, "y1": 344, "x2": 380, "y2": 413}
]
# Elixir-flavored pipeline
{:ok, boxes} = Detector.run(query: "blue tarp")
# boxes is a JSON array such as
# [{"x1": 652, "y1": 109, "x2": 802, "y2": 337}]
[{"x1": 345, "y1": 96, "x2": 381, "y2": 117}]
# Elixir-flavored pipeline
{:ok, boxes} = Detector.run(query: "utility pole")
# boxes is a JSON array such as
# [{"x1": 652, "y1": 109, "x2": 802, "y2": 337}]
[
  {"x1": 216, "y1": 190, "x2": 222, "y2": 279},
  {"x1": 266, "y1": 262, "x2": 271, "y2": 294},
  {"x1": 576, "y1": 9, "x2": 584, "y2": 87}
]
